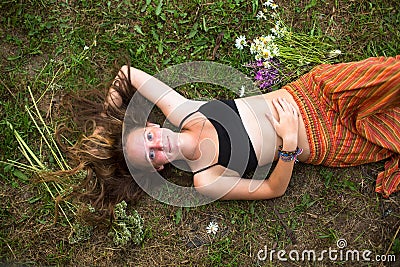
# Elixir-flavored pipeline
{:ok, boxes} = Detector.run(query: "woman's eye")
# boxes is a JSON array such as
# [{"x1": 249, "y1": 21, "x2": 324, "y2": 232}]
[
  {"x1": 149, "y1": 149, "x2": 155, "y2": 160},
  {"x1": 147, "y1": 132, "x2": 153, "y2": 141}
]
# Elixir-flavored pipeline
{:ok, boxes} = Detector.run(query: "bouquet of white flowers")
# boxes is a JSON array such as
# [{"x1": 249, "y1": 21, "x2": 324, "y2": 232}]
[{"x1": 236, "y1": 0, "x2": 341, "y2": 92}]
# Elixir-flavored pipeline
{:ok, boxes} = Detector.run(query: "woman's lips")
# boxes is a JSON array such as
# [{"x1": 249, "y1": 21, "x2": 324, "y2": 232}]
[{"x1": 167, "y1": 136, "x2": 171, "y2": 153}]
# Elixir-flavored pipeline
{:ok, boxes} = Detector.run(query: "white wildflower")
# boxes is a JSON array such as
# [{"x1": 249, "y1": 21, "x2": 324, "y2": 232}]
[
  {"x1": 263, "y1": 0, "x2": 274, "y2": 7},
  {"x1": 271, "y1": 22, "x2": 287, "y2": 37},
  {"x1": 206, "y1": 221, "x2": 219, "y2": 234},
  {"x1": 262, "y1": 48, "x2": 272, "y2": 59},
  {"x1": 87, "y1": 204, "x2": 95, "y2": 213},
  {"x1": 326, "y1": 49, "x2": 342, "y2": 58},
  {"x1": 235, "y1": 35, "x2": 247, "y2": 50},
  {"x1": 84, "y1": 45, "x2": 89, "y2": 50},
  {"x1": 250, "y1": 43, "x2": 257, "y2": 54},
  {"x1": 265, "y1": 34, "x2": 274, "y2": 42},
  {"x1": 256, "y1": 10, "x2": 266, "y2": 20},
  {"x1": 253, "y1": 38, "x2": 261, "y2": 46},
  {"x1": 271, "y1": 3, "x2": 279, "y2": 9},
  {"x1": 271, "y1": 43, "x2": 280, "y2": 57},
  {"x1": 280, "y1": 26, "x2": 288, "y2": 36},
  {"x1": 259, "y1": 36, "x2": 267, "y2": 44},
  {"x1": 239, "y1": 86, "x2": 245, "y2": 97},
  {"x1": 263, "y1": 61, "x2": 271, "y2": 68}
]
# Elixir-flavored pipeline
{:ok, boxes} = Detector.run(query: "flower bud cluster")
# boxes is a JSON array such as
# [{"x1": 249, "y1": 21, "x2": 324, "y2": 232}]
[{"x1": 108, "y1": 201, "x2": 144, "y2": 247}]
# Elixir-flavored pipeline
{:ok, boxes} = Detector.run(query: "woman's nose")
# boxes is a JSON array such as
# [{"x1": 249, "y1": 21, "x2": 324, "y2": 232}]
[{"x1": 149, "y1": 137, "x2": 164, "y2": 150}]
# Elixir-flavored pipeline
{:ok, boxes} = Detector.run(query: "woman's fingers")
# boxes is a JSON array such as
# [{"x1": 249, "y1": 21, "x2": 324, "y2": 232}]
[
  {"x1": 269, "y1": 98, "x2": 300, "y2": 124},
  {"x1": 278, "y1": 98, "x2": 288, "y2": 111},
  {"x1": 267, "y1": 98, "x2": 300, "y2": 139},
  {"x1": 273, "y1": 98, "x2": 296, "y2": 116},
  {"x1": 273, "y1": 98, "x2": 284, "y2": 112}
]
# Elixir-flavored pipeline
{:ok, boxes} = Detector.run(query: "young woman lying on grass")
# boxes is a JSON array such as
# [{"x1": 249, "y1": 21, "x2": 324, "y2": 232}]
[{"x1": 59, "y1": 56, "x2": 400, "y2": 214}]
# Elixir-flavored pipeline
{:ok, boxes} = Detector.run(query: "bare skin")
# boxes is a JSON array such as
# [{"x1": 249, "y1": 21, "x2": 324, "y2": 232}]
[{"x1": 113, "y1": 66, "x2": 309, "y2": 200}]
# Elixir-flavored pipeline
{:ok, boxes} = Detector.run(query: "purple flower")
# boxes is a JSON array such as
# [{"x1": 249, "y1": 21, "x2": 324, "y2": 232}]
[
  {"x1": 256, "y1": 60, "x2": 264, "y2": 67},
  {"x1": 254, "y1": 70, "x2": 265, "y2": 80},
  {"x1": 245, "y1": 58, "x2": 282, "y2": 91},
  {"x1": 248, "y1": 59, "x2": 279, "y2": 91}
]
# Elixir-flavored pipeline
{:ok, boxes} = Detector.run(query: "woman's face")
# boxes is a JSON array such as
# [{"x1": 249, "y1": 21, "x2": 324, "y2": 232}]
[{"x1": 125, "y1": 124, "x2": 179, "y2": 171}]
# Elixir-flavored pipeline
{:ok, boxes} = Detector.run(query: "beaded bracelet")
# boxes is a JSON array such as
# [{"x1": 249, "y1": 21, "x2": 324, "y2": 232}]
[{"x1": 278, "y1": 145, "x2": 303, "y2": 162}]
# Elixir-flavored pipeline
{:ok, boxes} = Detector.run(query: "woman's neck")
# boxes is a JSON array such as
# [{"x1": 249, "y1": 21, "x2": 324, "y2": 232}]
[{"x1": 176, "y1": 130, "x2": 199, "y2": 161}]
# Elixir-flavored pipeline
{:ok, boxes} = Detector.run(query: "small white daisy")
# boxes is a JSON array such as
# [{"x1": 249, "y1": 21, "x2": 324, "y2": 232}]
[
  {"x1": 84, "y1": 45, "x2": 89, "y2": 50},
  {"x1": 272, "y1": 45, "x2": 280, "y2": 57},
  {"x1": 206, "y1": 221, "x2": 219, "y2": 234},
  {"x1": 239, "y1": 86, "x2": 245, "y2": 97},
  {"x1": 270, "y1": 3, "x2": 279, "y2": 9},
  {"x1": 263, "y1": 0, "x2": 274, "y2": 7},
  {"x1": 262, "y1": 48, "x2": 272, "y2": 59},
  {"x1": 235, "y1": 35, "x2": 247, "y2": 50},
  {"x1": 250, "y1": 43, "x2": 257, "y2": 54},
  {"x1": 326, "y1": 49, "x2": 342, "y2": 58},
  {"x1": 262, "y1": 61, "x2": 271, "y2": 68},
  {"x1": 265, "y1": 34, "x2": 274, "y2": 42},
  {"x1": 256, "y1": 10, "x2": 266, "y2": 20}
]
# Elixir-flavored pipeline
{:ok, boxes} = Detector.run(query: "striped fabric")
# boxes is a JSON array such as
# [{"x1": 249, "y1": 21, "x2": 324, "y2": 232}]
[{"x1": 283, "y1": 56, "x2": 400, "y2": 197}]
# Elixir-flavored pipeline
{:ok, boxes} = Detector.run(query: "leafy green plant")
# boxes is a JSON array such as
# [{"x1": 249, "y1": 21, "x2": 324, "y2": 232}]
[
  {"x1": 392, "y1": 238, "x2": 400, "y2": 254},
  {"x1": 108, "y1": 201, "x2": 144, "y2": 247},
  {"x1": 207, "y1": 237, "x2": 239, "y2": 266},
  {"x1": 68, "y1": 221, "x2": 93, "y2": 245},
  {"x1": 320, "y1": 169, "x2": 334, "y2": 188},
  {"x1": 294, "y1": 193, "x2": 321, "y2": 212}
]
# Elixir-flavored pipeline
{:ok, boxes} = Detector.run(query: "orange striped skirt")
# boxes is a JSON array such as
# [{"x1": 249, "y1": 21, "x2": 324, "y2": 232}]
[{"x1": 283, "y1": 56, "x2": 400, "y2": 197}]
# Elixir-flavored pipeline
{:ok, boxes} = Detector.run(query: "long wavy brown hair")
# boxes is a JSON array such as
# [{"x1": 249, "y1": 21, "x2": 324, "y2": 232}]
[{"x1": 55, "y1": 66, "x2": 149, "y2": 220}]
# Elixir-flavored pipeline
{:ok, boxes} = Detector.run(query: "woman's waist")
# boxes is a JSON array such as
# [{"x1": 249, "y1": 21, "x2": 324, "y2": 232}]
[
  {"x1": 235, "y1": 92, "x2": 310, "y2": 164},
  {"x1": 264, "y1": 89, "x2": 311, "y2": 160}
]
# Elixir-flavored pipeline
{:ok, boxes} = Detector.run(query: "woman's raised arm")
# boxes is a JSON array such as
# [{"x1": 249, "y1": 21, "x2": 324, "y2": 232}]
[{"x1": 114, "y1": 65, "x2": 204, "y2": 127}]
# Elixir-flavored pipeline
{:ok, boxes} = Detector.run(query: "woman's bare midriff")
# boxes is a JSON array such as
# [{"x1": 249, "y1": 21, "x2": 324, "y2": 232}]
[{"x1": 235, "y1": 89, "x2": 311, "y2": 165}]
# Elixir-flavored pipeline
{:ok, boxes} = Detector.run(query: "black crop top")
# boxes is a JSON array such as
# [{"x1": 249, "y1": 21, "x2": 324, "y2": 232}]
[{"x1": 178, "y1": 100, "x2": 258, "y2": 177}]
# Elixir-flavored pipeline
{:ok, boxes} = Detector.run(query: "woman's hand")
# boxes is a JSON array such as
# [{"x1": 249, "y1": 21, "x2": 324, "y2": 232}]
[{"x1": 266, "y1": 97, "x2": 299, "y2": 150}]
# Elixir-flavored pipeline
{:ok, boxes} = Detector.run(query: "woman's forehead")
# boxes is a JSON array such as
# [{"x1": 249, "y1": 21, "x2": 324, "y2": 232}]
[
  {"x1": 131, "y1": 127, "x2": 151, "y2": 148},
  {"x1": 126, "y1": 128, "x2": 148, "y2": 165}
]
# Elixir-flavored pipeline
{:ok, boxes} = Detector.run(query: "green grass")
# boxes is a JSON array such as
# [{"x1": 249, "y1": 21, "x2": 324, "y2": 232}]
[{"x1": 1, "y1": 0, "x2": 400, "y2": 266}]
